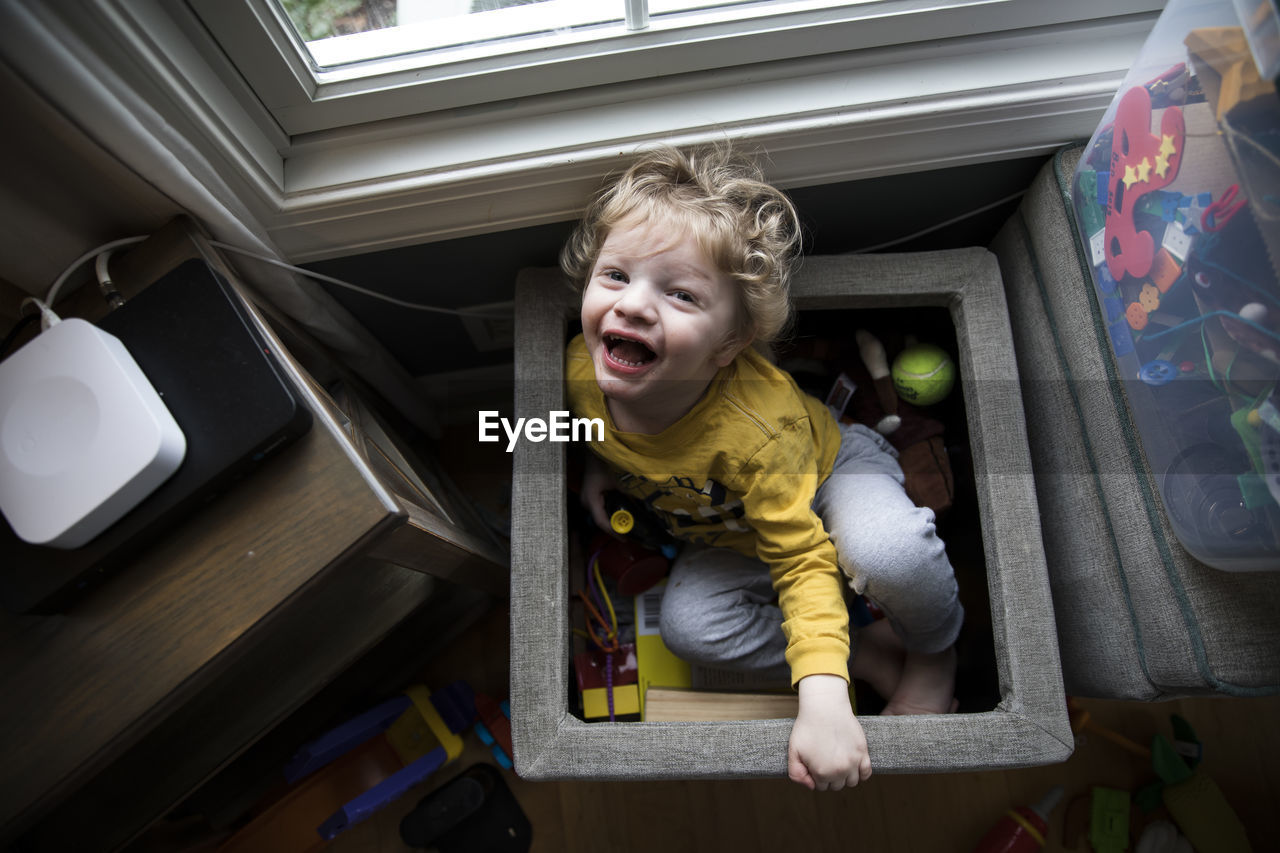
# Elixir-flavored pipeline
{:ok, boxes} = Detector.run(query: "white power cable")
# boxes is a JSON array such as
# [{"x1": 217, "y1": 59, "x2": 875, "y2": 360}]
[
  {"x1": 94, "y1": 250, "x2": 126, "y2": 309},
  {"x1": 45, "y1": 236, "x2": 148, "y2": 307},
  {"x1": 209, "y1": 241, "x2": 513, "y2": 318},
  {"x1": 38, "y1": 234, "x2": 510, "y2": 319},
  {"x1": 20, "y1": 297, "x2": 61, "y2": 331}
]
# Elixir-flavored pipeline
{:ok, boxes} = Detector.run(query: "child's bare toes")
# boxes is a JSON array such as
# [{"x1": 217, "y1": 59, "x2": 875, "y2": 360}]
[
  {"x1": 879, "y1": 646, "x2": 957, "y2": 716},
  {"x1": 850, "y1": 619, "x2": 905, "y2": 701}
]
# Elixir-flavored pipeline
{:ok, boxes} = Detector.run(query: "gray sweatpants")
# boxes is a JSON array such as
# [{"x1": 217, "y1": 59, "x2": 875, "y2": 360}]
[{"x1": 659, "y1": 422, "x2": 964, "y2": 681}]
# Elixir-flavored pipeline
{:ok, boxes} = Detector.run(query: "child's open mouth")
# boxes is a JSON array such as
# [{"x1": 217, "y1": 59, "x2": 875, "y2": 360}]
[{"x1": 604, "y1": 334, "x2": 656, "y2": 368}]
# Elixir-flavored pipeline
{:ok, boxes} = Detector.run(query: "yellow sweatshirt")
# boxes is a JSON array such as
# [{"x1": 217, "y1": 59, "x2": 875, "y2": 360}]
[{"x1": 566, "y1": 334, "x2": 848, "y2": 685}]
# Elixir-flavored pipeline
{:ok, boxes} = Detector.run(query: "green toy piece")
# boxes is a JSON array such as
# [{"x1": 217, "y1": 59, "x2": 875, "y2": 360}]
[
  {"x1": 1139, "y1": 713, "x2": 1203, "y2": 810},
  {"x1": 1090, "y1": 787, "x2": 1131, "y2": 853},
  {"x1": 1152, "y1": 733, "x2": 1193, "y2": 786},
  {"x1": 1153, "y1": 733, "x2": 1253, "y2": 852}
]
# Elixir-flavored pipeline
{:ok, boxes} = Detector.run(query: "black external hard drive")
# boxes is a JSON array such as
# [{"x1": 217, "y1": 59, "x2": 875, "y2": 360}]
[{"x1": 0, "y1": 258, "x2": 312, "y2": 613}]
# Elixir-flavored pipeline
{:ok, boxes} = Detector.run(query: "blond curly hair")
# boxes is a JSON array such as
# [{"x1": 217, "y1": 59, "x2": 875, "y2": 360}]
[{"x1": 560, "y1": 144, "x2": 801, "y2": 347}]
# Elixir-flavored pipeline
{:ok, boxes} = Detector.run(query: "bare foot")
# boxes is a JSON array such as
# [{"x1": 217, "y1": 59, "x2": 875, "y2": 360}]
[
  {"x1": 849, "y1": 618, "x2": 905, "y2": 702},
  {"x1": 880, "y1": 646, "x2": 958, "y2": 716}
]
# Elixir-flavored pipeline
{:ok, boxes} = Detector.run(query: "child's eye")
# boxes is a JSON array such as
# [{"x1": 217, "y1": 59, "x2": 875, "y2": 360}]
[
  {"x1": 671, "y1": 290, "x2": 695, "y2": 303},
  {"x1": 605, "y1": 270, "x2": 628, "y2": 283}
]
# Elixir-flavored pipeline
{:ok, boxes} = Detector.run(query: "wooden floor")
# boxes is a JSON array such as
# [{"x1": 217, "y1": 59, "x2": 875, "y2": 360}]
[{"x1": 322, "y1": 603, "x2": 1280, "y2": 853}]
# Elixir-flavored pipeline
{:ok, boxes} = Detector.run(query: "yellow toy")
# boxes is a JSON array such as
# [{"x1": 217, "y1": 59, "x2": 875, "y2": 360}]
[{"x1": 1152, "y1": 734, "x2": 1252, "y2": 852}]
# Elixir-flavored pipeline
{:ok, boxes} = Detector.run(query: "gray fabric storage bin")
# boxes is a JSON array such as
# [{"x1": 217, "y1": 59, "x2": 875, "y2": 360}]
[
  {"x1": 509, "y1": 250, "x2": 1071, "y2": 779},
  {"x1": 992, "y1": 147, "x2": 1280, "y2": 701}
]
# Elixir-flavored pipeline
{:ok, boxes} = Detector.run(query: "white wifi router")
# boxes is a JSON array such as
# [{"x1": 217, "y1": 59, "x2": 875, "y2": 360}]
[{"x1": 0, "y1": 318, "x2": 186, "y2": 548}]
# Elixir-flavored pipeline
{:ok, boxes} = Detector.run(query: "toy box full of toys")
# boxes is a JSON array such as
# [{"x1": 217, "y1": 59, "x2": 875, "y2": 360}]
[{"x1": 1071, "y1": 0, "x2": 1280, "y2": 570}]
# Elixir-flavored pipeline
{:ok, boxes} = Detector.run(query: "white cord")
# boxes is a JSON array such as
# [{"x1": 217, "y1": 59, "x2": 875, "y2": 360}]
[
  {"x1": 21, "y1": 297, "x2": 61, "y2": 331},
  {"x1": 34, "y1": 233, "x2": 510, "y2": 320},
  {"x1": 210, "y1": 241, "x2": 512, "y2": 318},
  {"x1": 45, "y1": 235, "x2": 148, "y2": 307},
  {"x1": 94, "y1": 251, "x2": 113, "y2": 291},
  {"x1": 94, "y1": 250, "x2": 126, "y2": 308},
  {"x1": 851, "y1": 190, "x2": 1027, "y2": 254}
]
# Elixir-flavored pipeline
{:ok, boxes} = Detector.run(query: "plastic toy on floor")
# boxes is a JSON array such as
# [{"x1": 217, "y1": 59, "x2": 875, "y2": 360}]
[
  {"x1": 972, "y1": 786, "x2": 1063, "y2": 852},
  {"x1": 217, "y1": 681, "x2": 515, "y2": 852},
  {"x1": 1149, "y1": 731, "x2": 1252, "y2": 852},
  {"x1": 1068, "y1": 697, "x2": 1152, "y2": 759},
  {"x1": 1062, "y1": 707, "x2": 1254, "y2": 852},
  {"x1": 1135, "y1": 820, "x2": 1193, "y2": 853}
]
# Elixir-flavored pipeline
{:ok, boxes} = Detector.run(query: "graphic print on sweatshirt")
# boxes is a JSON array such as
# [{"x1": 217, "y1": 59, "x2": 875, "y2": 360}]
[{"x1": 616, "y1": 471, "x2": 748, "y2": 546}]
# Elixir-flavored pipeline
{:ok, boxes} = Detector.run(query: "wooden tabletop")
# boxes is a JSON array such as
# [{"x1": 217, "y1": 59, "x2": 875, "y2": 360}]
[{"x1": 0, "y1": 347, "x2": 406, "y2": 847}]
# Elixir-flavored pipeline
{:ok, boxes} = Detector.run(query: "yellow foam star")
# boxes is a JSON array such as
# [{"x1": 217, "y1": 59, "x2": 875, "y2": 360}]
[
  {"x1": 1159, "y1": 135, "x2": 1177, "y2": 159},
  {"x1": 1136, "y1": 157, "x2": 1152, "y2": 182},
  {"x1": 1154, "y1": 153, "x2": 1170, "y2": 177},
  {"x1": 1123, "y1": 164, "x2": 1139, "y2": 189}
]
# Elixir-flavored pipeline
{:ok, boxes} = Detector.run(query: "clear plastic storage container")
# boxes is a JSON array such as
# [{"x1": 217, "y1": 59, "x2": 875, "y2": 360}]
[{"x1": 1071, "y1": 0, "x2": 1280, "y2": 570}]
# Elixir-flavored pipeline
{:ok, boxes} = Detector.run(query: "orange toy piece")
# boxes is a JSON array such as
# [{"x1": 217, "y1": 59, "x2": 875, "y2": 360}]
[
  {"x1": 1068, "y1": 698, "x2": 1151, "y2": 759},
  {"x1": 1126, "y1": 302, "x2": 1150, "y2": 331},
  {"x1": 1150, "y1": 248, "x2": 1182, "y2": 293}
]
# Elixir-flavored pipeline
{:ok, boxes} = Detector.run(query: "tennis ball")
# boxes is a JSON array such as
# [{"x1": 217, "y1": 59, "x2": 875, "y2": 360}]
[{"x1": 891, "y1": 343, "x2": 955, "y2": 406}]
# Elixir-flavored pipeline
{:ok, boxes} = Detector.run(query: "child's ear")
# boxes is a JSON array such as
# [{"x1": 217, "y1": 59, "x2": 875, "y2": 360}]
[{"x1": 714, "y1": 329, "x2": 754, "y2": 367}]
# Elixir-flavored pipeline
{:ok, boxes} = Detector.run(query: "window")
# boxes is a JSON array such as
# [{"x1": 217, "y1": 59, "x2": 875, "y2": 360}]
[
  {"x1": 28, "y1": 0, "x2": 1163, "y2": 258},
  {"x1": 280, "y1": 1, "x2": 831, "y2": 70},
  {"x1": 192, "y1": 0, "x2": 1162, "y2": 137}
]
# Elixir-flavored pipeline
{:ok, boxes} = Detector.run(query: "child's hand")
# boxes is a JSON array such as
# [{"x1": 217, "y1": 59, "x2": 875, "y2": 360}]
[
  {"x1": 580, "y1": 452, "x2": 618, "y2": 533},
  {"x1": 788, "y1": 673, "x2": 871, "y2": 791}
]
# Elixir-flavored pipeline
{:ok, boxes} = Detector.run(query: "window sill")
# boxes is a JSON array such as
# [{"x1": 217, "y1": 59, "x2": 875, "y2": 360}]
[
  {"x1": 270, "y1": 14, "x2": 1153, "y2": 259},
  {"x1": 19, "y1": 1, "x2": 1159, "y2": 262}
]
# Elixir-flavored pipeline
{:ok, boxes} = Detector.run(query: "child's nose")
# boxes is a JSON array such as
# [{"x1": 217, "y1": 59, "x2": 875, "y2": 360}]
[{"x1": 613, "y1": 282, "x2": 658, "y2": 322}]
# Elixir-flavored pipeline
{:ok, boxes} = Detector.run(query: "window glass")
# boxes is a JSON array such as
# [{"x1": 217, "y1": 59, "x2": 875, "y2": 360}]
[
  {"x1": 280, "y1": 0, "x2": 619, "y2": 68},
  {"x1": 278, "y1": 0, "x2": 399, "y2": 41},
  {"x1": 277, "y1": 0, "x2": 790, "y2": 70}
]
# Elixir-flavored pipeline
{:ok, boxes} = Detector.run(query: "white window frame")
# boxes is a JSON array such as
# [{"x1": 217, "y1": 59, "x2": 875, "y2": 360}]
[
  {"x1": 8, "y1": 0, "x2": 1165, "y2": 260},
  {"x1": 192, "y1": 0, "x2": 1160, "y2": 136}
]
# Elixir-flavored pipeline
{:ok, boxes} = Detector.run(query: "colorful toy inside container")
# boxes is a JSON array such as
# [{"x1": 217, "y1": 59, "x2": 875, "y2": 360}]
[{"x1": 1070, "y1": 0, "x2": 1280, "y2": 570}]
